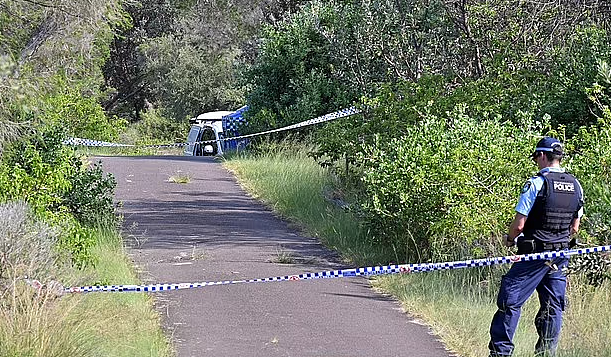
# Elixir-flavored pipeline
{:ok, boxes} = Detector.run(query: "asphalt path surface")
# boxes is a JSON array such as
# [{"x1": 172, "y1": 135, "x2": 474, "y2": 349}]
[{"x1": 100, "y1": 155, "x2": 450, "y2": 357}]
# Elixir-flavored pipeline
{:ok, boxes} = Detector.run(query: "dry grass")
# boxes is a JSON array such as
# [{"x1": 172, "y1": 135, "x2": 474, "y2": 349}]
[
  {"x1": 373, "y1": 268, "x2": 611, "y2": 357},
  {"x1": 0, "y1": 202, "x2": 172, "y2": 357},
  {"x1": 0, "y1": 286, "x2": 96, "y2": 356}
]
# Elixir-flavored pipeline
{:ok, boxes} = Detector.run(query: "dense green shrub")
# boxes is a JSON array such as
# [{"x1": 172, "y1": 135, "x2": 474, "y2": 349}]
[
  {"x1": 37, "y1": 78, "x2": 127, "y2": 141},
  {"x1": 0, "y1": 125, "x2": 117, "y2": 268},
  {"x1": 143, "y1": 35, "x2": 243, "y2": 122},
  {"x1": 564, "y1": 123, "x2": 611, "y2": 245},
  {"x1": 121, "y1": 108, "x2": 189, "y2": 144},
  {"x1": 244, "y1": 4, "x2": 351, "y2": 135},
  {"x1": 356, "y1": 106, "x2": 539, "y2": 261},
  {"x1": 0, "y1": 127, "x2": 75, "y2": 217},
  {"x1": 542, "y1": 26, "x2": 611, "y2": 132},
  {"x1": 244, "y1": 1, "x2": 609, "y2": 141},
  {"x1": 56, "y1": 217, "x2": 98, "y2": 269},
  {"x1": 62, "y1": 161, "x2": 117, "y2": 227},
  {"x1": 312, "y1": 72, "x2": 543, "y2": 177},
  {"x1": 563, "y1": 62, "x2": 611, "y2": 245},
  {"x1": 346, "y1": 62, "x2": 611, "y2": 262},
  {"x1": 313, "y1": 36, "x2": 609, "y2": 175}
]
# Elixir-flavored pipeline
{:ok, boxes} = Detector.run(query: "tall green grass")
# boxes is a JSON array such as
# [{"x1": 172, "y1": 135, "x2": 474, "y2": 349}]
[
  {"x1": 224, "y1": 142, "x2": 392, "y2": 265},
  {"x1": 74, "y1": 228, "x2": 172, "y2": 357},
  {"x1": 224, "y1": 144, "x2": 611, "y2": 357},
  {"x1": 0, "y1": 227, "x2": 172, "y2": 357}
]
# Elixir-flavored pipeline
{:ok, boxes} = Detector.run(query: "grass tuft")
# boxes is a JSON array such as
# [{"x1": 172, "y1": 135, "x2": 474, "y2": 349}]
[
  {"x1": 168, "y1": 171, "x2": 192, "y2": 184},
  {"x1": 271, "y1": 247, "x2": 296, "y2": 264}
]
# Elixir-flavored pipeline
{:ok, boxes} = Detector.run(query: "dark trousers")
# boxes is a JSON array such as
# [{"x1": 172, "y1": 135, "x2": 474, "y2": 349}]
[{"x1": 488, "y1": 257, "x2": 569, "y2": 356}]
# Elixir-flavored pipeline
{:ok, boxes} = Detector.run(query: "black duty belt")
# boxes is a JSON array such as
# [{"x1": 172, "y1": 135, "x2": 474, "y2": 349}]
[{"x1": 516, "y1": 239, "x2": 570, "y2": 255}]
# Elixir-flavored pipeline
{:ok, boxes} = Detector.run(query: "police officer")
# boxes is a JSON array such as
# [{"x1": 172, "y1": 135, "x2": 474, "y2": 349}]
[{"x1": 488, "y1": 137, "x2": 584, "y2": 357}]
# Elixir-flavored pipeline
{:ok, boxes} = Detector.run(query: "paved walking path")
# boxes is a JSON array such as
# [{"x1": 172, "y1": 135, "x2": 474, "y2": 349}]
[{"x1": 100, "y1": 155, "x2": 450, "y2": 357}]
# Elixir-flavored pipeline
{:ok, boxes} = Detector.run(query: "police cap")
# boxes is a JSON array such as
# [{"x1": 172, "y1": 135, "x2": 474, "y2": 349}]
[{"x1": 532, "y1": 137, "x2": 563, "y2": 159}]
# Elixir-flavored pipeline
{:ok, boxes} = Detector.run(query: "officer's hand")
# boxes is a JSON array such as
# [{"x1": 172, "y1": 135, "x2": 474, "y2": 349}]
[{"x1": 503, "y1": 233, "x2": 515, "y2": 247}]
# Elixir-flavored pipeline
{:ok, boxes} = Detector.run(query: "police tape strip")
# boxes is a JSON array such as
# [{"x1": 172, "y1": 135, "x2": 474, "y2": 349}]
[
  {"x1": 221, "y1": 106, "x2": 360, "y2": 142},
  {"x1": 63, "y1": 137, "x2": 135, "y2": 147},
  {"x1": 54, "y1": 245, "x2": 610, "y2": 294},
  {"x1": 63, "y1": 106, "x2": 361, "y2": 148}
]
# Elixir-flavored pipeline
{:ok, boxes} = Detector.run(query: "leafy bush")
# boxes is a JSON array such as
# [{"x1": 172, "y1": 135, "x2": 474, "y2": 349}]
[
  {"x1": 345, "y1": 60, "x2": 611, "y2": 262},
  {"x1": 62, "y1": 161, "x2": 117, "y2": 227},
  {"x1": 542, "y1": 26, "x2": 611, "y2": 132},
  {"x1": 143, "y1": 35, "x2": 243, "y2": 121},
  {"x1": 356, "y1": 106, "x2": 539, "y2": 261},
  {"x1": 121, "y1": 108, "x2": 189, "y2": 144},
  {"x1": 564, "y1": 60, "x2": 611, "y2": 245},
  {"x1": 0, "y1": 127, "x2": 75, "y2": 217},
  {"x1": 244, "y1": 1, "x2": 609, "y2": 143},
  {"x1": 565, "y1": 124, "x2": 611, "y2": 244},
  {"x1": 55, "y1": 217, "x2": 97, "y2": 269},
  {"x1": 0, "y1": 124, "x2": 117, "y2": 268},
  {"x1": 37, "y1": 78, "x2": 127, "y2": 141},
  {"x1": 243, "y1": 2, "x2": 354, "y2": 134}
]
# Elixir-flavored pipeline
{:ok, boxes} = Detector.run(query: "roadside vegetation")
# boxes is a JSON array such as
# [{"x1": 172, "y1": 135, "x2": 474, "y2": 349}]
[
  {"x1": 223, "y1": 143, "x2": 611, "y2": 357},
  {"x1": 0, "y1": 125, "x2": 173, "y2": 356},
  {"x1": 225, "y1": 141, "x2": 392, "y2": 265},
  {"x1": 224, "y1": 5, "x2": 611, "y2": 355},
  {"x1": 0, "y1": 209, "x2": 171, "y2": 356},
  {"x1": 3, "y1": 0, "x2": 611, "y2": 356},
  {"x1": 0, "y1": 1, "x2": 172, "y2": 356}
]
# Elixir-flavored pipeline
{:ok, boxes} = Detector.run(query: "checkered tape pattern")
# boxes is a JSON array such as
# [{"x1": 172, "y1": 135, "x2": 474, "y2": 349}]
[
  {"x1": 61, "y1": 244, "x2": 611, "y2": 294},
  {"x1": 64, "y1": 107, "x2": 361, "y2": 148},
  {"x1": 63, "y1": 138, "x2": 135, "y2": 147},
  {"x1": 63, "y1": 137, "x2": 188, "y2": 148},
  {"x1": 226, "y1": 106, "x2": 360, "y2": 142},
  {"x1": 166, "y1": 106, "x2": 360, "y2": 146}
]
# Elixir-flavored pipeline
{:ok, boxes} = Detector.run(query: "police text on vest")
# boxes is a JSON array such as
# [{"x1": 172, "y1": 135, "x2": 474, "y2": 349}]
[{"x1": 553, "y1": 181, "x2": 575, "y2": 192}]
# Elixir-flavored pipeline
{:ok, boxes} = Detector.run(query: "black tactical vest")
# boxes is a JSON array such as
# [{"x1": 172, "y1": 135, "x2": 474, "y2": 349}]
[{"x1": 523, "y1": 171, "x2": 582, "y2": 245}]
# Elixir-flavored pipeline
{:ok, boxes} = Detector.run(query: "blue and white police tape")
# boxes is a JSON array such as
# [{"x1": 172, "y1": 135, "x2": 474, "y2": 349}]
[
  {"x1": 51, "y1": 244, "x2": 610, "y2": 294},
  {"x1": 63, "y1": 137, "x2": 135, "y2": 147},
  {"x1": 63, "y1": 137, "x2": 188, "y2": 148},
  {"x1": 64, "y1": 106, "x2": 361, "y2": 148},
  {"x1": 224, "y1": 106, "x2": 360, "y2": 142}
]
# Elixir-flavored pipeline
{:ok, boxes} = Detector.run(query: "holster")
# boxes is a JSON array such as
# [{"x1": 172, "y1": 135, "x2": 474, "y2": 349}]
[
  {"x1": 517, "y1": 239, "x2": 536, "y2": 255},
  {"x1": 569, "y1": 237, "x2": 578, "y2": 248}
]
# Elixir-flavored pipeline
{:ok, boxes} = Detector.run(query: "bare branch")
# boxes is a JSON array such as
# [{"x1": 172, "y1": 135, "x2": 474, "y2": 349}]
[{"x1": 16, "y1": 0, "x2": 81, "y2": 18}]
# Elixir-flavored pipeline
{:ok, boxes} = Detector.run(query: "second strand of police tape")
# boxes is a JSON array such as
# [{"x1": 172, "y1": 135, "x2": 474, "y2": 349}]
[{"x1": 27, "y1": 244, "x2": 609, "y2": 295}]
